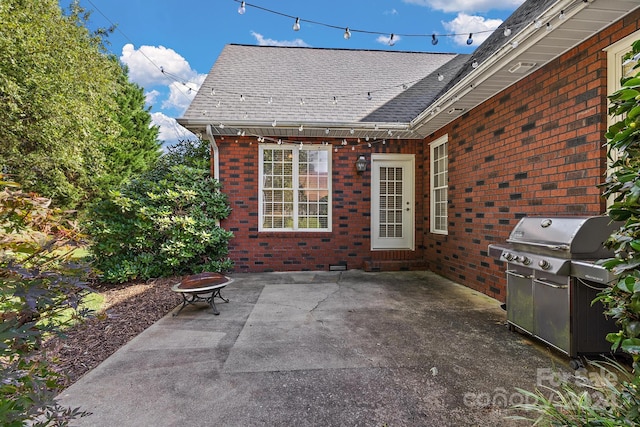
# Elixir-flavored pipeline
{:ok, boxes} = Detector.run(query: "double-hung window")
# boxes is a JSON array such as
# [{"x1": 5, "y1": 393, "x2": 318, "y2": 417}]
[
  {"x1": 430, "y1": 135, "x2": 448, "y2": 234},
  {"x1": 259, "y1": 144, "x2": 331, "y2": 231}
]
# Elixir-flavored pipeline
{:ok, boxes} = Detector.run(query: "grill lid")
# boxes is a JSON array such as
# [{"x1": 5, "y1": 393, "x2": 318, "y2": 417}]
[{"x1": 506, "y1": 216, "x2": 618, "y2": 257}]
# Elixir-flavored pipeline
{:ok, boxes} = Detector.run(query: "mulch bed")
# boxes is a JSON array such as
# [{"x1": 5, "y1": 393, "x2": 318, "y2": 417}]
[{"x1": 40, "y1": 277, "x2": 183, "y2": 389}]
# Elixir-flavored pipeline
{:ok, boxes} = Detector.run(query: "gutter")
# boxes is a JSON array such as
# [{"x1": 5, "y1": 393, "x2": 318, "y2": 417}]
[
  {"x1": 206, "y1": 124, "x2": 219, "y2": 181},
  {"x1": 180, "y1": 118, "x2": 413, "y2": 138}
]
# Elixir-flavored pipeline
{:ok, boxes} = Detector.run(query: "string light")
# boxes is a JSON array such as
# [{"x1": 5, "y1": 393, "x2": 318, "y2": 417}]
[
  {"x1": 232, "y1": 0, "x2": 548, "y2": 46},
  {"x1": 466, "y1": 33, "x2": 473, "y2": 45},
  {"x1": 238, "y1": 1, "x2": 245, "y2": 14},
  {"x1": 200, "y1": 0, "x2": 594, "y2": 136}
]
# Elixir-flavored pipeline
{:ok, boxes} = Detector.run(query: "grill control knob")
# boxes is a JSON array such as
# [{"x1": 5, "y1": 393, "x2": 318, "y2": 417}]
[
  {"x1": 503, "y1": 252, "x2": 515, "y2": 261},
  {"x1": 538, "y1": 259, "x2": 551, "y2": 270},
  {"x1": 521, "y1": 256, "x2": 532, "y2": 265}
]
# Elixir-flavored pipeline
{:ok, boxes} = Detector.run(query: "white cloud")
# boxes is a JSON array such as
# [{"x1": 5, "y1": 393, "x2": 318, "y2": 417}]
[
  {"x1": 151, "y1": 112, "x2": 196, "y2": 146},
  {"x1": 443, "y1": 13, "x2": 503, "y2": 46},
  {"x1": 145, "y1": 89, "x2": 160, "y2": 105},
  {"x1": 402, "y1": 0, "x2": 524, "y2": 13},
  {"x1": 377, "y1": 34, "x2": 402, "y2": 46},
  {"x1": 162, "y1": 74, "x2": 207, "y2": 114},
  {"x1": 120, "y1": 43, "x2": 200, "y2": 88},
  {"x1": 251, "y1": 31, "x2": 310, "y2": 47}
]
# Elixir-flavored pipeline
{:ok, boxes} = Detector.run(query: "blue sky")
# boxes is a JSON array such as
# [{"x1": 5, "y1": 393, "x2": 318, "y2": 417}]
[{"x1": 60, "y1": 0, "x2": 525, "y2": 145}]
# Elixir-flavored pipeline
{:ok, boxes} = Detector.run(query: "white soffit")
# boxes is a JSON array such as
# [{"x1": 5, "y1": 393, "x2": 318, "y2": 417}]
[{"x1": 412, "y1": 0, "x2": 640, "y2": 138}]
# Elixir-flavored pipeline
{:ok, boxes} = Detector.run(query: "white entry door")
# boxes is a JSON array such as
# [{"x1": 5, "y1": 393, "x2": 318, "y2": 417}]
[{"x1": 371, "y1": 154, "x2": 415, "y2": 250}]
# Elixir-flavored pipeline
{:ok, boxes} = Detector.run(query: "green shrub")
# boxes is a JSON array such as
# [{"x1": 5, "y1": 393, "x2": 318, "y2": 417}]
[
  {"x1": 0, "y1": 178, "x2": 92, "y2": 425},
  {"x1": 87, "y1": 147, "x2": 233, "y2": 283}
]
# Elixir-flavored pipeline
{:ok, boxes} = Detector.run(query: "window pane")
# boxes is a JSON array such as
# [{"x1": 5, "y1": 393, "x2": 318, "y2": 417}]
[
  {"x1": 431, "y1": 138, "x2": 448, "y2": 234},
  {"x1": 261, "y1": 146, "x2": 331, "y2": 231}
]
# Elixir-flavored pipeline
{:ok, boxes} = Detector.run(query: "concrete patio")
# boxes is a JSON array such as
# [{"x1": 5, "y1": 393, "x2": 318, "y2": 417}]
[{"x1": 57, "y1": 270, "x2": 570, "y2": 426}]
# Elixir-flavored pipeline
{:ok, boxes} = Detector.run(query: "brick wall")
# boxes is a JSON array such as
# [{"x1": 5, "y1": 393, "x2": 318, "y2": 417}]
[
  {"x1": 422, "y1": 10, "x2": 640, "y2": 301},
  {"x1": 217, "y1": 137, "x2": 424, "y2": 272}
]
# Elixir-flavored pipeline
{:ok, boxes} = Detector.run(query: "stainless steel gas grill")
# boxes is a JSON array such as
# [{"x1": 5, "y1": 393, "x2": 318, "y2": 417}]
[{"x1": 489, "y1": 216, "x2": 621, "y2": 366}]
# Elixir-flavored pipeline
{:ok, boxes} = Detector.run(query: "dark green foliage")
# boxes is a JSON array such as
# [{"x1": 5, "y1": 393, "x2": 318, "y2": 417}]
[
  {"x1": 0, "y1": 179, "x2": 92, "y2": 425},
  {"x1": 96, "y1": 59, "x2": 161, "y2": 198},
  {"x1": 0, "y1": 1, "x2": 161, "y2": 208},
  {"x1": 87, "y1": 141, "x2": 233, "y2": 283}
]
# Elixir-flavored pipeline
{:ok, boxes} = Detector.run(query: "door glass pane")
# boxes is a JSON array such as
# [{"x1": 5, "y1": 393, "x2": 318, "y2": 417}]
[{"x1": 378, "y1": 166, "x2": 403, "y2": 238}]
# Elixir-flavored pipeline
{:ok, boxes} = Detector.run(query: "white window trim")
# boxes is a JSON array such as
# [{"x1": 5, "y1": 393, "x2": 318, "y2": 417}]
[
  {"x1": 604, "y1": 30, "x2": 640, "y2": 207},
  {"x1": 258, "y1": 144, "x2": 332, "y2": 232},
  {"x1": 430, "y1": 134, "x2": 448, "y2": 235}
]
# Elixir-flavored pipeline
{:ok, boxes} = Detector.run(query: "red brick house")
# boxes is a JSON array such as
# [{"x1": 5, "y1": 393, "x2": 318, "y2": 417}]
[{"x1": 178, "y1": 0, "x2": 640, "y2": 301}]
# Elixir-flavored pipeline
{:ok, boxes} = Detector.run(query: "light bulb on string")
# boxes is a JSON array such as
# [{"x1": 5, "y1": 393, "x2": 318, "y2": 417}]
[
  {"x1": 367, "y1": 92, "x2": 372, "y2": 101},
  {"x1": 268, "y1": 97, "x2": 273, "y2": 104},
  {"x1": 325, "y1": 128, "x2": 330, "y2": 135},
  {"x1": 534, "y1": 19, "x2": 542, "y2": 29},
  {"x1": 272, "y1": 120, "x2": 277, "y2": 127},
  {"x1": 546, "y1": 22, "x2": 552, "y2": 31},
  {"x1": 503, "y1": 27, "x2": 512, "y2": 37},
  {"x1": 431, "y1": 34, "x2": 438, "y2": 45},
  {"x1": 293, "y1": 17, "x2": 301, "y2": 31},
  {"x1": 238, "y1": 1, "x2": 246, "y2": 14},
  {"x1": 437, "y1": 73, "x2": 444, "y2": 82},
  {"x1": 299, "y1": 124, "x2": 304, "y2": 132},
  {"x1": 344, "y1": 28, "x2": 351, "y2": 40},
  {"x1": 388, "y1": 34, "x2": 396, "y2": 46},
  {"x1": 466, "y1": 33, "x2": 473, "y2": 45},
  {"x1": 471, "y1": 59, "x2": 479, "y2": 69},
  {"x1": 332, "y1": 96, "x2": 338, "y2": 105},
  {"x1": 558, "y1": 10, "x2": 565, "y2": 20}
]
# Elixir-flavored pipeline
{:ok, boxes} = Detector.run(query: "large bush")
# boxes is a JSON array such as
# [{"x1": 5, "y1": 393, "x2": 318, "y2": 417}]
[
  {"x1": 0, "y1": 178, "x2": 91, "y2": 425},
  {"x1": 87, "y1": 141, "x2": 233, "y2": 283}
]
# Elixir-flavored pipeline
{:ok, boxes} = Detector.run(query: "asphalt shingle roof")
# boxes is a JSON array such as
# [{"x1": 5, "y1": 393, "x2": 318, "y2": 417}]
[{"x1": 180, "y1": 44, "x2": 466, "y2": 129}]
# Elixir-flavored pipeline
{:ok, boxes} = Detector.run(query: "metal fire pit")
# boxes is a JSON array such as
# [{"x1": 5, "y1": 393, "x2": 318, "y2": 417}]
[{"x1": 489, "y1": 216, "x2": 621, "y2": 366}]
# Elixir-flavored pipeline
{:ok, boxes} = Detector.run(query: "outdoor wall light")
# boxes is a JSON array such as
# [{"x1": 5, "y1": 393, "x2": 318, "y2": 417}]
[{"x1": 355, "y1": 155, "x2": 367, "y2": 173}]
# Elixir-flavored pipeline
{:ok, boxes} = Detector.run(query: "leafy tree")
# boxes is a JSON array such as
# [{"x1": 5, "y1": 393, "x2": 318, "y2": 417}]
[
  {"x1": 87, "y1": 139, "x2": 233, "y2": 283},
  {"x1": 97, "y1": 59, "x2": 161, "y2": 197},
  {"x1": 0, "y1": 0, "x2": 160, "y2": 208},
  {"x1": 0, "y1": 177, "x2": 92, "y2": 425}
]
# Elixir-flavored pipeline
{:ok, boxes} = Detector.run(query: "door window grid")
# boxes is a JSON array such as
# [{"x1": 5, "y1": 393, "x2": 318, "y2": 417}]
[{"x1": 378, "y1": 167, "x2": 404, "y2": 238}]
